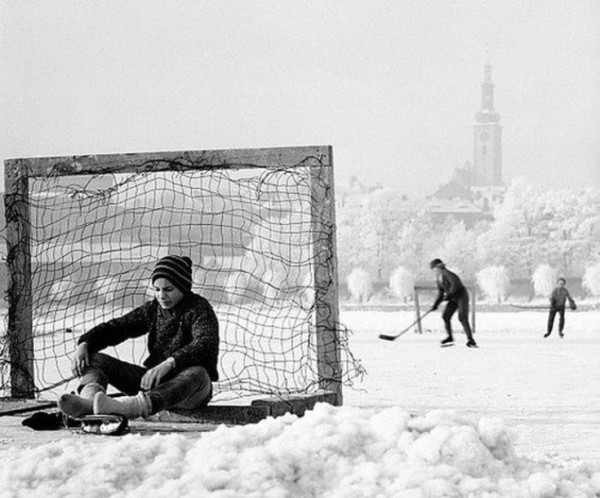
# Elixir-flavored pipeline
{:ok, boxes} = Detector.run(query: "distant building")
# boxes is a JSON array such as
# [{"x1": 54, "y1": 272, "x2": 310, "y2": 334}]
[{"x1": 430, "y1": 61, "x2": 506, "y2": 222}]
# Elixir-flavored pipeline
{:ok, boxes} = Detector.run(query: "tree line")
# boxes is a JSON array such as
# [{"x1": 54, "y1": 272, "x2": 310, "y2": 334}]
[{"x1": 337, "y1": 178, "x2": 600, "y2": 299}]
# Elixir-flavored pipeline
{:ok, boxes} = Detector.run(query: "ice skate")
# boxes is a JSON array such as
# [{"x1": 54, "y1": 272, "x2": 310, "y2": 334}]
[
  {"x1": 466, "y1": 339, "x2": 478, "y2": 348},
  {"x1": 440, "y1": 336, "x2": 454, "y2": 347},
  {"x1": 75, "y1": 414, "x2": 129, "y2": 436}
]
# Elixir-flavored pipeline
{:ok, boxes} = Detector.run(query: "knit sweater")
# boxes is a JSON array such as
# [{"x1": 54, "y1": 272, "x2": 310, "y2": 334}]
[
  {"x1": 433, "y1": 268, "x2": 467, "y2": 309},
  {"x1": 78, "y1": 293, "x2": 219, "y2": 381},
  {"x1": 549, "y1": 287, "x2": 576, "y2": 310}
]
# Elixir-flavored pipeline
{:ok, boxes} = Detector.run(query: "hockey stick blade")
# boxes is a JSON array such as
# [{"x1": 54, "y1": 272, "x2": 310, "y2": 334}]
[{"x1": 378, "y1": 309, "x2": 434, "y2": 342}]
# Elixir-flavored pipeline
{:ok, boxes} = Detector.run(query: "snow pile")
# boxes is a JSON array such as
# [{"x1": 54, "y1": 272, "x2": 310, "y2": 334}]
[{"x1": 2, "y1": 404, "x2": 600, "y2": 498}]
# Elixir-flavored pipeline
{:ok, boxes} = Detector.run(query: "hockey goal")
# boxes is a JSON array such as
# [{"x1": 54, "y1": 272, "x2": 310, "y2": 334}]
[{"x1": 2, "y1": 146, "x2": 363, "y2": 405}]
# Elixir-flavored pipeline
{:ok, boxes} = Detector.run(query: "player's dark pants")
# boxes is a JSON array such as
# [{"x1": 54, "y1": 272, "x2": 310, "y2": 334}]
[
  {"x1": 547, "y1": 307, "x2": 565, "y2": 335},
  {"x1": 79, "y1": 353, "x2": 212, "y2": 414},
  {"x1": 442, "y1": 290, "x2": 474, "y2": 341}
]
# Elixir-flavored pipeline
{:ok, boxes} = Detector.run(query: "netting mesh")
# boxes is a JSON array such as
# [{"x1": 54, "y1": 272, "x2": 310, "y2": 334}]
[{"x1": 1, "y1": 151, "x2": 364, "y2": 401}]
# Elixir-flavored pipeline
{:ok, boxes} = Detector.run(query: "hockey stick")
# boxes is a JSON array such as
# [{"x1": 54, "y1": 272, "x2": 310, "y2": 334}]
[{"x1": 378, "y1": 309, "x2": 434, "y2": 341}]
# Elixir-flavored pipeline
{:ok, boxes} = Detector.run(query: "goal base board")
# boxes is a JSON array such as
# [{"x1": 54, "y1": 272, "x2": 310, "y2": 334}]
[{"x1": 152, "y1": 390, "x2": 338, "y2": 425}]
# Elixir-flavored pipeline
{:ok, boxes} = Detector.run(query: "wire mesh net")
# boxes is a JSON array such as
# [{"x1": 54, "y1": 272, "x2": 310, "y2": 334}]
[{"x1": 1, "y1": 151, "x2": 364, "y2": 401}]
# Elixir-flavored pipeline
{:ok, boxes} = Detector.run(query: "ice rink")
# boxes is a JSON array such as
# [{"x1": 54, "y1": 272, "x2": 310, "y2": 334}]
[{"x1": 342, "y1": 309, "x2": 600, "y2": 461}]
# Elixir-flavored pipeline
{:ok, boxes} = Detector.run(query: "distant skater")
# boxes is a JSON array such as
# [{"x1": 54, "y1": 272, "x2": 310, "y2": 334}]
[
  {"x1": 544, "y1": 278, "x2": 577, "y2": 338},
  {"x1": 429, "y1": 258, "x2": 477, "y2": 348}
]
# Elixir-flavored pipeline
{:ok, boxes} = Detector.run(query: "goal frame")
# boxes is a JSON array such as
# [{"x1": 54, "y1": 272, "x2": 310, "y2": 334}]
[{"x1": 3, "y1": 145, "x2": 343, "y2": 403}]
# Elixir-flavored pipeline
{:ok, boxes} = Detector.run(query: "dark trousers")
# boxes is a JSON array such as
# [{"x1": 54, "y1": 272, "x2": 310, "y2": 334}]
[
  {"x1": 80, "y1": 353, "x2": 213, "y2": 414},
  {"x1": 547, "y1": 307, "x2": 565, "y2": 334},
  {"x1": 442, "y1": 291, "x2": 474, "y2": 340}
]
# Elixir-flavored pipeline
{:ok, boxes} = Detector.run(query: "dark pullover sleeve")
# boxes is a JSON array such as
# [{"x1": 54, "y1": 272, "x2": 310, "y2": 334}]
[{"x1": 78, "y1": 302, "x2": 154, "y2": 354}]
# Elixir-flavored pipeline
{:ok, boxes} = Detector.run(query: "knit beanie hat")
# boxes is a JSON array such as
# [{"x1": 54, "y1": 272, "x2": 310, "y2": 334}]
[
  {"x1": 429, "y1": 258, "x2": 445, "y2": 269},
  {"x1": 151, "y1": 255, "x2": 193, "y2": 293}
]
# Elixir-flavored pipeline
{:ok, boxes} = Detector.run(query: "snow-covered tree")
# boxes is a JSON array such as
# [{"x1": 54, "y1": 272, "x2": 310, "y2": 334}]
[
  {"x1": 476, "y1": 266, "x2": 510, "y2": 303},
  {"x1": 389, "y1": 266, "x2": 415, "y2": 302},
  {"x1": 543, "y1": 187, "x2": 599, "y2": 276},
  {"x1": 337, "y1": 188, "x2": 412, "y2": 282},
  {"x1": 434, "y1": 219, "x2": 479, "y2": 280},
  {"x1": 347, "y1": 268, "x2": 373, "y2": 303},
  {"x1": 532, "y1": 264, "x2": 557, "y2": 298},
  {"x1": 478, "y1": 178, "x2": 551, "y2": 281},
  {"x1": 582, "y1": 261, "x2": 600, "y2": 297},
  {"x1": 395, "y1": 209, "x2": 435, "y2": 280}
]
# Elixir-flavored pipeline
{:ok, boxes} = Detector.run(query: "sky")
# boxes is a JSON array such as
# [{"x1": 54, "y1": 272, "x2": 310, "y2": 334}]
[{"x1": 0, "y1": 0, "x2": 599, "y2": 195}]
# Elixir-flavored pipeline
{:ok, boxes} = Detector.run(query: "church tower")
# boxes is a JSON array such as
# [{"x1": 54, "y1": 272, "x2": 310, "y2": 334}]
[{"x1": 473, "y1": 62, "x2": 502, "y2": 186}]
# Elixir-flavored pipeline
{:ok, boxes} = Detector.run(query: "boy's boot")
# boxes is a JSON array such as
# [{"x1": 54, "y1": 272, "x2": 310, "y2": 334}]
[
  {"x1": 93, "y1": 392, "x2": 152, "y2": 419},
  {"x1": 58, "y1": 383, "x2": 105, "y2": 418},
  {"x1": 440, "y1": 335, "x2": 454, "y2": 346}
]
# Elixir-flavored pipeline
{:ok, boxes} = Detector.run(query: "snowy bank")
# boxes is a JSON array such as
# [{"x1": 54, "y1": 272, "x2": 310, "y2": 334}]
[{"x1": 2, "y1": 404, "x2": 600, "y2": 498}]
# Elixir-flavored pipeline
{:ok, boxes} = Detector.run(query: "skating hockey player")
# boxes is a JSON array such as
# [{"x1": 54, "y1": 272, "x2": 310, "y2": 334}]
[
  {"x1": 429, "y1": 258, "x2": 478, "y2": 348},
  {"x1": 544, "y1": 277, "x2": 577, "y2": 338}
]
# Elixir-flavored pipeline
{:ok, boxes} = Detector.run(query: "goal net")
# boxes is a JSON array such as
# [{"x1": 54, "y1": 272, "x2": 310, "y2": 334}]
[{"x1": 1, "y1": 147, "x2": 364, "y2": 402}]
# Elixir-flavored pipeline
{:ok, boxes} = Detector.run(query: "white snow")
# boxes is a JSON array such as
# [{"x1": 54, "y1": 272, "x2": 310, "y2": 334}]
[
  {"x1": 1, "y1": 404, "x2": 599, "y2": 497},
  {"x1": 1, "y1": 310, "x2": 599, "y2": 497}
]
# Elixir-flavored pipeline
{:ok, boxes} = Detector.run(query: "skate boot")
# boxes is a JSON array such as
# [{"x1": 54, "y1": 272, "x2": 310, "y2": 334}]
[
  {"x1": 466, "y1": 339, "x2": 478, "y2": 348},
  {"x1": 440, "y1": 336, "x2": 454, "y2": 347}
]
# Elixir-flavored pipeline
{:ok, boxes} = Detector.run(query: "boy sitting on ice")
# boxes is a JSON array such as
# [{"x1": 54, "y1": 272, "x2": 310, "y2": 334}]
[{"x1": 58, "y1": 255, "x2": 219, "y2": 419}]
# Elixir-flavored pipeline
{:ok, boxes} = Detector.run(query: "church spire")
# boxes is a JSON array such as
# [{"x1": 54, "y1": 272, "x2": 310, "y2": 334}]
[
  {"x1": 472, "y1": 61, "x2": 503, "y2": 187},
  {"x1": 476, "y1": 61, "x2": 500, "y2": 123}
]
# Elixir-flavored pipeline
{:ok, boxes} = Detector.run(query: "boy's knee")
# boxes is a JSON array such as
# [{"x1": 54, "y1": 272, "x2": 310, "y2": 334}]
[
  {"x1": 89, "y1": 352, "x2": 110, "y2": 368},
  {"x1": 178, "y1": 366, "x2": 211, "y2": 384},
  {"x1": 80, "y1": 353, "x2": 111, "y2": 386}
]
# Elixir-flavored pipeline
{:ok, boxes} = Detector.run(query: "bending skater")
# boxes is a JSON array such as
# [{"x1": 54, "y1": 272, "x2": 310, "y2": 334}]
[
  {"x1": 429, "y1": 258, "x2": 477, "y2": 348},
  {"x1": 544, "y1": 277, "x2": 576, "y2": 338},
  {"x1": 58, "y1": 255, "x2": 219, "y2": 420}
]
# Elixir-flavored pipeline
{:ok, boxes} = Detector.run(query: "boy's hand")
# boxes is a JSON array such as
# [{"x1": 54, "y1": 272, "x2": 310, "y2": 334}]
[
  {"x1": 141, "y1": 358, "x2": 175, "y2": 390},
  {"x1": 72, "y1": 342, "x2": 90, "y2": 377}
]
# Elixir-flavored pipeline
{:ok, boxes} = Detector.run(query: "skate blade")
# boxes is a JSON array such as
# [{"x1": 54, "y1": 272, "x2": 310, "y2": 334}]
[
  {"x1": 440, "y1": 343, "x2": 455, "y2": 348},
  {"x1": 77, "y1": 415, "x2": 129, "y2": 436}
]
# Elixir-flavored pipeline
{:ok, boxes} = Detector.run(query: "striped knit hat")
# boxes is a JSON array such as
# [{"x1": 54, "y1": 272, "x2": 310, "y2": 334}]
[{"x1": 151, "y1": 255, "x2": 193, "y2": 293}]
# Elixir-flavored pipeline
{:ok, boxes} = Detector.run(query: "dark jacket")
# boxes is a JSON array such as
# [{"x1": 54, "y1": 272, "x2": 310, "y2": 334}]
[
  {"x1": 433, "y1": 268, "x2": 467, "y2": 309},
  {"x1": 78, "y1": 293, "x2": 219, "y2": 381},
  {"x1": 550, "y1": 287, "x2": 576, "y2": 310}
]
